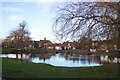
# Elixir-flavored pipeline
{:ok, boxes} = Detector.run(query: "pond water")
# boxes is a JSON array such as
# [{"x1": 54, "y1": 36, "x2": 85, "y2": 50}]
[{"x1": 0, "y1": 53, "x2": 120, "y2": 67}]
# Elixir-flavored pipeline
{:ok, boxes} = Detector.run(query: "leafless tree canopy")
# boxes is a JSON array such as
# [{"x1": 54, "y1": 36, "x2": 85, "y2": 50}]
[
  {"x1": 53, "y1": 2, "x2": 120, "y2": 42},
  {"x1": 3, "y1": 21, "x2": 31, "y2": 49}
]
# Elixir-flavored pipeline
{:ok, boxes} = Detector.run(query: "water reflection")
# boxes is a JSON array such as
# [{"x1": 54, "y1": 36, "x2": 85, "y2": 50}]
[
  {"x1": 100, "y1": 55, "x2": 120, "y2": 63},
  {"x1": 0, "y1": 53, "x2": 119, "y2": 67}
]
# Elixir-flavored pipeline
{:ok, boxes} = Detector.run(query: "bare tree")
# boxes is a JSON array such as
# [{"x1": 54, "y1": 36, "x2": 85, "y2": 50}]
[
  {"x1": 53, "y1": 2, "x2": 120, "y2": 49},
  {"x1": 2, "y1": 36, "x2": 12, "y2": 47},
  {"x1": 3, "y1": 21, "x2": 31, "y2": 49}
]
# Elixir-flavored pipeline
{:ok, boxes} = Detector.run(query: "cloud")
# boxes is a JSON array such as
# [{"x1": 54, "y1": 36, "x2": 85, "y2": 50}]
[
  {"x1": 3, "y1": 6, "x2": 25, "y2": 13},
  {"x1": 3, "y1": 5, "x2": 25, "y2": 21},
  {"x1": 9, "y1": 15, "x2": 24, "y2": 21}
]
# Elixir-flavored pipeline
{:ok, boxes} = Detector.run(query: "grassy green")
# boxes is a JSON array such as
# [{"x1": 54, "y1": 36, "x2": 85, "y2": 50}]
[
  {"x1": 0, "y1": 48, "x2": 2, "y2": 53},
  {"x1": 1, "y1": 47, "x2": 89, "y2": 54},
  {"x1": 0, "y1": 58, "x2": 2, "y2": 78},
  {"x1": 1, "y1": 48, "x2": 16, "y2": 54},
  {"x1": 2, "y1": 58, "x2": 118, "y2": 78},
  {"x1": 30, "y1": 48, "x2": 58, "y2": 53},
  {"x1": 1, "y1": 48, "x2": 119, "y2": 58}
]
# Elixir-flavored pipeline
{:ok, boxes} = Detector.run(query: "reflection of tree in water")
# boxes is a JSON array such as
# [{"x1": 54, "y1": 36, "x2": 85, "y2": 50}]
[
  {"x1": 70, "y1": 54, "x2": 80, "y2": 61},
  {"x1": 16, "y1": 53, "x2": 53, "y2": 62},
  {"x1": 15, "y1": 53, "x2": 22, "y2": 59},
  {"x1": 15, "y1": 53, "x2": 120, "y2": 64},
  {"x1": 80, "y1": 55, "x2": 88, "y2": 64},
  {"x1": 63, "y1": 53, "x2": 102, "y2": 64},
  {"x1": 93, "y1": 56, "x2": 101, "y2": 64},
  {"x1": 39, "y1": 53, "x2": 52, "y2": 62},
  {"x1": 15, "y1": 53, "x2": 33, "y2": 61},
  {"x1": 58, "y1": 53, "x2": 64, "y2": 57},
  {"x1": 108, "y1": 56, "x2": 114, "y2": 61},
  {"x1": 64, "y1": 53, "x2": 73, "y2": 60},
  {"x1": 101, "y1": 55, "x2": 120, "y2": 63}
]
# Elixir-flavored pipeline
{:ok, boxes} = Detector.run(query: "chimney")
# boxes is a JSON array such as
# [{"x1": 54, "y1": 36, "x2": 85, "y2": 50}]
[{"x1": 44, "y1": 38, "x2": 46, "y2": 40}]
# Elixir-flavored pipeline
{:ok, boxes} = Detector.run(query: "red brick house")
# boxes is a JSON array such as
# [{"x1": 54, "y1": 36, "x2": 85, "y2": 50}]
[
  {"x1": 39, "y1": 38, "x2": 79, "y2": 50},
  {"x1": 47, "y1": 44, "x2": 62, "y2": 50},
  {"x1": 39, "y1": 38, "x2": 52, "y2": 49},
  {"x1": 47, "y1": 41, "x2": 79, "y2": 50}
]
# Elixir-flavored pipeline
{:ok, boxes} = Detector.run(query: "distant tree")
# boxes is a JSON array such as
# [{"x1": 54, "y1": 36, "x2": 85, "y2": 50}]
[
  {"x1": 77, "y1": 36, "x2": 92, "y2": 50},
  {"x1": 53, "y1": 2, "x2": 120, "y2": 49},
  {"x1": 0, "y1": 38, "x2": 3, "y2": 47},
  {"x1": 2, "y1": 21, "x2": 31, "y2": 49},
  {"x1": 2, "y1": 36, "x2": 13, "y2": 47}
]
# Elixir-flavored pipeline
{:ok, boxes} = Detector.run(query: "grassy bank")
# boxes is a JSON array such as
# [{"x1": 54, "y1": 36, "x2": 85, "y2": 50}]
[
  {"x1": 0, "y1": 48, "x2": 2, "y2": 53},
  {"x1": 2, "y1": 58, "x2": 118, "y2": 78},
  {"x1": 1, "y1": 48, "x2": 119, "y2": 57},
  {"x1": 1, "y1": 47, "x2": 89, "y2": 54},
  {"x1": 1, "y1": 48, "x2": 16, "y2": 54}
]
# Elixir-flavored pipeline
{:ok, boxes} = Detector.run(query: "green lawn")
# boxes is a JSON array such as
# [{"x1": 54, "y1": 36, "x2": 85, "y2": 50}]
[
  {"x1": 1, "y1": 48, "x2": 16, "y2": 54},
  {"x1": 2, "y1": 47, "x2": 119, "y2": 55},
  {"x1": 1, "y1": 47, "x2": 89, "y2": 54},
  {"x1": 0, "y1": 48, "x2": 2, "y2": 53},
  {"x1": 2, "y1": 58, "x2": 119, "y2": 78}
]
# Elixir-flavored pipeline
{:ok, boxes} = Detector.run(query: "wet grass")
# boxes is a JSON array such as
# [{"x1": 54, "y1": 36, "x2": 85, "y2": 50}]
[{"x1": 2, "y1": 58, "x2": 119, "y2": 78}]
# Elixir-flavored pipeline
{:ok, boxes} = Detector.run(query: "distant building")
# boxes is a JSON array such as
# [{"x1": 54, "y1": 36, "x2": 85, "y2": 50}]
[
  {"x1": 91, "y1": 40, "x2": 118, "y2": 52},
  {"x1": 47, "y1": 41, "x2": 79, "y2": 50},
  {"x1": 62, "y1": 41, "x2": 79, "y2": 50},
  {"x1": 29, "y1": 41, "x2": 40, "y2": 49},
  {"x1": 39, "y1": 38, "x2": 79, "y2": 50},
  {"x1": 39, "y1": 38, "x2": 118, "y2": 51},
  {"x1": 47, "y1": 44, "x2": 62, "y2": 50},
  {"x1": 39, "y1": 38, "x2": 52, "y2": 49}
]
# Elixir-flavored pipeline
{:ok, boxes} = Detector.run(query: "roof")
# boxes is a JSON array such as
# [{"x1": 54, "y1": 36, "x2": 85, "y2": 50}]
[
  {"x1": 39, "y1": 39, "x2": 52, "y2": 44},
  {"x1": 63, "y1": 41, "x2": 79, "y2": 46}
]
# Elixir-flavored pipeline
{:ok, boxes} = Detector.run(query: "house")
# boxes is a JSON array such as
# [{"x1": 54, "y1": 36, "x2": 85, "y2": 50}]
[
  {"x1": 47, "y1": 41, "x2": 78, "y2": 50},
  {"x1": 47, "y1": 44, "x2": 55, "y2": 49},
  {"x1": 29, "y1": 41, "x2": 40, "y2": 49},
  {"x1": 91, "y1": 40, "x2": 118, "y2": 52},
  {"x1": 39, "y1": 38, "x2": 78, "y2": 50},
  {"x1": 54, "y1": 44, "x2": 62, "y2": 50},
  {"x1": 62, "y1": 41, "x2": 79, "y2": 50},
  {"x1": 47, "y1": 44, "x2": 62, "y2": 50},
  {"x1": 39, "y1": 38, "x2": 52, "y2": 49},
  {"x1": 39, "y1": 38, "x2": 79, "y2": 50}
]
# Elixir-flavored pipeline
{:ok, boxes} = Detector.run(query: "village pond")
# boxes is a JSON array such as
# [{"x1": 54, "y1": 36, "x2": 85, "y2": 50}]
[{"x1": 0, "y1": 53, "x2": 120, "y2": 67}]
